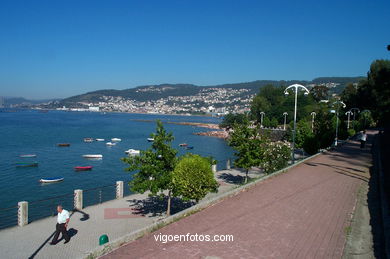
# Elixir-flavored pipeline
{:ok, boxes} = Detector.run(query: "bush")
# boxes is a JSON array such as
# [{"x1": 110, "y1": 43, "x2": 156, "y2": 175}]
[
  {"x1": 172, "y1": 154, "x2": 219, "y2": 202},
  {"x1": 260, "y1": 141, "x2": 291, "y2": 174},
  {"x1": 347, "y1": 128, "x2": 356, "y2": 137}
]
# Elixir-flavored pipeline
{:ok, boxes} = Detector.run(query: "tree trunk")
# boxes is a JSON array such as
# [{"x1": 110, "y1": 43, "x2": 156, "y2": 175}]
[
  {"x1": 245, "y1": 169, "x2": 248, "y2": 184},
  {"x1": 166, "y1": 190, "x2": 171, "y2": 216}
]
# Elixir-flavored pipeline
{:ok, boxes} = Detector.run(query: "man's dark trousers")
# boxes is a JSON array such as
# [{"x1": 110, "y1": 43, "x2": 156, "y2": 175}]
[{"x1": 52, "y1": 223, "x2": 70, "y2": 244}]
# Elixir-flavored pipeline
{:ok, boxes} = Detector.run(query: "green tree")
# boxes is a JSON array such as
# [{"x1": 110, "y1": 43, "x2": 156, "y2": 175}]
[
  {"x1": 311, "y1": 85, "x2": 329, "y2": 102},
  {"x1": 122, "y1": 120, "x2": 178, "y2": 216},
  {"x1": 250, "y1": 95, "x2": 270, "y2": 123},
  {"x1": 172, "y1": 154, "x2": 219, "y2": 202},
  {"x1": 219, "y1": 113, "x2": 248, "y2": 130},
  {"x1": 228, "y1": 120, "x2": 262, "y2": 183}
]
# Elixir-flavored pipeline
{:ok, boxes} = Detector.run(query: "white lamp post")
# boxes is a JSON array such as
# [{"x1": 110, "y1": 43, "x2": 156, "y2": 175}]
[
  {"x1": 284, "y1": 84, "x2": 310, "y2": 163},
  {"x1": 260, "y1": 112, "x2": 265, "y2": 128},
  {"x1": 332, "y1": 100, "x2": 346, "y2": 146},
  {"x1": 345, "y1": 110, "x2": 353, "y2": 129},
  {"x1": 283, "y1": 112, "x2": 288, "y2": 130},
  {"x1": 310, "y1": 112, "x2": 316, "y2": 132},
  {"x1": 350, "y1": 108, "x2": 360, "y2": 121}
]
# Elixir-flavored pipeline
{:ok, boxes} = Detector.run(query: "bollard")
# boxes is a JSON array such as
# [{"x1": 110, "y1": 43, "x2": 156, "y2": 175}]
[
  {"x1": 74, "y1": 189, "x2": 83, "y2": 210},
  {"x1": 99, "y1": 234, "x2": 109, "y2": 245},
  {"x1": 116, "y1": 181, "x2": 124, "y2": 199},
  {"x1": 226, "y1": 159, "x2": 231, "y2": 170},
  {"x1": 18, "y1": 201, "x2": 28, "y2": 227},
  {"x1": 211, "y1": 164, "x2": 217, "y2": 174}
]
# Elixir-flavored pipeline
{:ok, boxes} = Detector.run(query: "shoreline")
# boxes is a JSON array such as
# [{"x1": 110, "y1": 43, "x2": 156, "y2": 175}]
[{"x1": 132, "y1": 119, "x2": 229, "y2": 139}]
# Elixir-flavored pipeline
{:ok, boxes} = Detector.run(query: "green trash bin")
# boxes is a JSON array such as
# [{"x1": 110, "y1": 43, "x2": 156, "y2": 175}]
[{"x1": 99, "y1": 234, "x2": 109, "y2": 245}]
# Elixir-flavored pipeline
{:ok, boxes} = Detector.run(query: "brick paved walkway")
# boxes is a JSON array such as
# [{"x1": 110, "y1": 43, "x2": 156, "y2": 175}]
[{"x1": 103, "y1": 136, "x2": 373, "y2": 259}]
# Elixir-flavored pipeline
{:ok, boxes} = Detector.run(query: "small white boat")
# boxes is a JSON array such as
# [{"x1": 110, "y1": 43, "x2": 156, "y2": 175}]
[
  {"x1": 106, "y1": 142, "x2": 116, "y2": 146},
  {"x1": 19, "y1": 154, "x2": 37, "y2": 158},
  {"x1": 147, "y1": 138, "x2": 154, "y2": 142},
  {"x1": 111, "y1": 138, "x2": 122, "y2": 142},
  {"x1": 95, "y1": 138, "x2": 105, "y2": 142},
  {"x1": 40, "y1": 177, "x2": 64, "y2": 183},
  {"x1": 125, "y1": 149, "x2": 140, "y2": 156},
  {"x1": 82, "y1": 154, "x2": 103, "y2": 159},
  {"x1": 84, "y1": 138, "x2": 94, "y2": 143}
]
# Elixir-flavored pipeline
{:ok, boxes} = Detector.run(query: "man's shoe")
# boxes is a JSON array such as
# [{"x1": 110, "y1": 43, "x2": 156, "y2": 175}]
[
  {"x1": 49, "y1": 242, "x2": 56, "y2": 245},
  {"x1": 64, "y1": 240, "x2": 70, "y2": 244}
]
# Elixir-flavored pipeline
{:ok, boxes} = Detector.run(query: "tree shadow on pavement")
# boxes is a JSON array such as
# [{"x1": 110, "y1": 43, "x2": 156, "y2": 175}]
[
  {"x1": 127, "y1": 196, "x2": 195, "y2": 217},
  {"x1": 217, "y1": 173, "x2": 245, "y2": 184},
  {"x1": 304, "y1": 162, "x2": 369, "y2": 182},
  {"x1": 28, "y1": 209, "x2": 87, "y2": 259}
]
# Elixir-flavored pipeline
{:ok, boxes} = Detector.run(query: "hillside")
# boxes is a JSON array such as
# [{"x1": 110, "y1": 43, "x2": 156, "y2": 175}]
[{"x1": 59, "y1": 77, "x2": 363, "y2": 106}]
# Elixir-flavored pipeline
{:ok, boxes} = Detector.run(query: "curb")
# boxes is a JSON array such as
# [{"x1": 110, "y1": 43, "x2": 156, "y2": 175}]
[
  {"x1": 85, "y1": 151, "x2": 324, "y2": 259},
  {"x1": 375, "y1": 134, "x2": 390, "y2": 258}
]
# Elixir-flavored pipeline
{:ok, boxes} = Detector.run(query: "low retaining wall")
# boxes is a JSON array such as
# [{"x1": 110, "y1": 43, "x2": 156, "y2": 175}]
[{"x1": 375, "y1": 134, "x2": 390, "y2": 258}]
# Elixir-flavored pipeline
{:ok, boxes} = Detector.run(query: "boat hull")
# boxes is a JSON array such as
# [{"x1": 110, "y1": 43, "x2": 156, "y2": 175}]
[
  {"x1": 40, "y1": 178, "x2": 64, "y2": 183},
  {"x1": 16, "y1": 162, "x2": 38, "y2": 168},
  {"x1": 74, "y1": 166, "x2": 93, "y2": 171}
]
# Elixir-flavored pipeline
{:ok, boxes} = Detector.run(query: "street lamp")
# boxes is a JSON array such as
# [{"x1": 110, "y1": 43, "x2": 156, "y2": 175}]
[
  {"x1": 332, "y1": 100, "x2": 346, "y2": 146},
  {"x1": 345, "y1": 110, "x2": 353, "y2": 129},
  {"x1": 260, "y1": 112, "x2": 265, "y2": 128},
  {"x1": 310, "y1": 112, "x2": 316, "y2": 132},
  {"x1": 283, "y1": 112, "x2": 288, "y2": 130},
  {"x1": 350, "y1": 108, "x2": 360, "y2": 121},
  {"x1": 284, "y1": 84, "x2": 310, "y2": 163}
]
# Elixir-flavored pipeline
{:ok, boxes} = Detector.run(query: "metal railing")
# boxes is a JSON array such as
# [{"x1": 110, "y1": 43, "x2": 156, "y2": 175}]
[{"x1": 0, "y1": 182, "x2": 122, "y2": 230}]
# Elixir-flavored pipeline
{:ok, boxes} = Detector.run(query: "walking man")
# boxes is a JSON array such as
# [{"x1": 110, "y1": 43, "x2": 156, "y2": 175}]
[{"x1": 50, "y1": 205, "x2": 70, "y2": 245}]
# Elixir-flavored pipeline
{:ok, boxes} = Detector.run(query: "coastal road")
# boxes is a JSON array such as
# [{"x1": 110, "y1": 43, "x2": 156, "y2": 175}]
[{"x1": 103, "y1": 135, "x2": 373, "y2": 259}]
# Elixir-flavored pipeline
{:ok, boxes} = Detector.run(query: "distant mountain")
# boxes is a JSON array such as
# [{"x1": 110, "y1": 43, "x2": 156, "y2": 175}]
[
  {"x1": 58, "y1": 77, "x2": 364, "y2": 107},
  {"x1": 0, "y1": 97, "x2": 61, "y2": 107}
]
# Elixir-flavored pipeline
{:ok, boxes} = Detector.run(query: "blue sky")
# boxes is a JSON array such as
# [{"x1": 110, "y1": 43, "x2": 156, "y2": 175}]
[{"x1": 0, "y1": 0, "x2": 389, "y2": 99}]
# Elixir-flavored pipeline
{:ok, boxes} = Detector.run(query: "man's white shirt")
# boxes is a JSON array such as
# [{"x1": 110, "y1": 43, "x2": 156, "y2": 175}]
[{"x1": 57, "y1": 209, "x2": 70, "y2": 224}]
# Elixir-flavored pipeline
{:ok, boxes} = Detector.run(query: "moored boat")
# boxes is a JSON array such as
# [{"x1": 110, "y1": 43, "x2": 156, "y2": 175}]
[
  {"x1": 16, "y1": 162, "x2": 38, "y2": 167},
  {"x1": 95, "y1": 138, "x2": 105, "y2": 142},
  {"x1": 74, "y1": 166, "x2": 93, "y2": 171},
  {"x1": 82, "y1": 154, "x2": 103, "y2": 159},
  {"x1": 19, "y1": 154, "x2": 37, "y2": 158},
  {"x1": 39, "y1": 177, "x2": 64, "y2": 183},
  {"x1": 106, "y1": 142, "x2": 116, "y2": 146},
  {"x1": 111, "y1": 138, "x2": 122, "y2": 142},
  {"x1": 57, "y1": 143, "x2": 70, "y2": 147},
  {"x1": 185, "y1": 146, "x2": 194, "y2": 150},
  {"x1": 147, "y1": 138, "x2": 154, "y2": 142},
  {"x1": 179, "y1": 143, "x2": 188, "y2": 147},
  {"x1": 84, "y1": 138, "x2": 94, "y2": 143},
  {"x1": 125, "y1": 149, "x2": 140, "y2": 156}
]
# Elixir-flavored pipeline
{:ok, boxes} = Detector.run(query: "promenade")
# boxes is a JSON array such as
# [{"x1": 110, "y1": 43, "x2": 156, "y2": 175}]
[
  {"x1": 0, "y1": 164, "x2": 263, "y2": 259},
  {"x1": 103, "y1": 135, "x2": 374, "y2": 258},
  {"x1": 0, "y1": 133, "x2": 375, "y2": 259}
]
